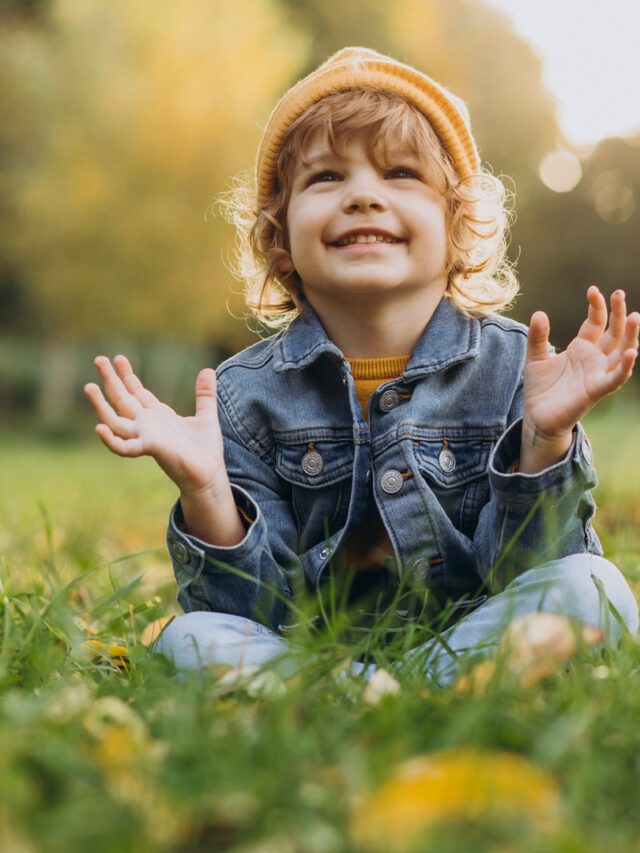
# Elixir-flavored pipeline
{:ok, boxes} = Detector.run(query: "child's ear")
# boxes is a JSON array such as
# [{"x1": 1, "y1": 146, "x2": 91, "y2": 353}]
[{"x1": 278, "y1": 256, "x2": 295, "y2": 274}]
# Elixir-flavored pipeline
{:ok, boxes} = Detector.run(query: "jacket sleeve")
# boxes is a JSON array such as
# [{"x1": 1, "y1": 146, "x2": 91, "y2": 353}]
[
  {"x1": 165, "y1": 392, "x2": 303, "y2": 632},
  {"x1": 473, "y1": 377, "x2": 602, "y2": 593}
]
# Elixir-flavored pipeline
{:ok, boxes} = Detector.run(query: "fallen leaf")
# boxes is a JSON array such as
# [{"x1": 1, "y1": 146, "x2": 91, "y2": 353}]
[
  {"x1": 351, "y1": 747, "x2": 560, "y2": 851},
  {"x1": 501, "y1": 613, "x2": 603, "y2": 688},
  {"x1": 454, "y1": 613, "x2": 604, "y2": 694},
  {"x1": 141, "y1": 616, "x2": 175, "y2": 646},
  {"x1": 454, "y1": 659, "x2": 496, "y2": 695}
]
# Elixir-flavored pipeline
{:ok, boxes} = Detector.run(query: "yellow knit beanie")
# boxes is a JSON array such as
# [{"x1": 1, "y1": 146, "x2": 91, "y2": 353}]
[{"x1": 255, "y1": 46, "x2": 480, "y2": 210}]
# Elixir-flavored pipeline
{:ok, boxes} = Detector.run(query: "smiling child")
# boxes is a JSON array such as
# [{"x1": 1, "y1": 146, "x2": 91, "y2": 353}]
[{"x1": 85, "y1": 47, "x2": 640, "y2": 683}]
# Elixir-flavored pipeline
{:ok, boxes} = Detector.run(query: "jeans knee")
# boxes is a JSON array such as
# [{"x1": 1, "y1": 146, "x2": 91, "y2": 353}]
[
  {"x1": 151, "y1": 611, "x2": 209, "y2": 663},
  {"x1": 581, "y1": 555, "x2": 639, "y2": 636},
  {"x1": 531, "y1": 554, "x2": 639, "y2": 639},
  {"x1": 151, "y1": 611, "x2": 288, "y2": 671}
]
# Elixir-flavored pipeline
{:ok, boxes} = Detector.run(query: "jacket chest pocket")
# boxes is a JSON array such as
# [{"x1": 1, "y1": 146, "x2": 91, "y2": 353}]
[
  {"x1": 414, "y1": 437, "x2": 493, "y2": 537},
  {"x1": 275, "y1": 440, "x2": 354, "y2": 548}
]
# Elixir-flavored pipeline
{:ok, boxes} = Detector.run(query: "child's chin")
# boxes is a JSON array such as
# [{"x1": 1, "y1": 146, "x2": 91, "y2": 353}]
[{"x1": 339, "y1": 277, "x2": 405, "y2": 293}]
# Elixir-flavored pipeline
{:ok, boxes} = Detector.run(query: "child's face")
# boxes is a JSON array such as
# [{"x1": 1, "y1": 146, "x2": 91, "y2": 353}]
[{"x1": 285, "y1": 132, "x2": 448, "y2": 311}]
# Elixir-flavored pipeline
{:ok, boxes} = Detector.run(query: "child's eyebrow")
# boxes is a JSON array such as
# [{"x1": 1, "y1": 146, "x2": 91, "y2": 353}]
[
  {"x1": 386, "y1": 148, "x2": 422, "y2": 162},
  {"x1": 298, "y1": 151, "x2": 339, "y2": 170}
]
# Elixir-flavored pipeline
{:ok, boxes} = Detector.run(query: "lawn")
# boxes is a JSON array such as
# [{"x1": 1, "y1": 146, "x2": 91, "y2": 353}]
[{"x1": 1, "y1": 395, "x2": 640, "y2": 852}]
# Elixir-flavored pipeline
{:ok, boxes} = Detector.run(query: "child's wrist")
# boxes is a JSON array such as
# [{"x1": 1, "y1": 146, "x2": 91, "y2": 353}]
[
  {"x1": 179, "y1": 478, "x2": 247, "y2": 547},
  {"x1": 179, "y1": 472, "x2": 232, "y2": 504},
  {"x1": 518, "y1": 418, "x2": 574, "y2": 474}
]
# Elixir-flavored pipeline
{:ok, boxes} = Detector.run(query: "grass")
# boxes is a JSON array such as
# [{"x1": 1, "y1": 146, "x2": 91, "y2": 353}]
[{"x1": 1, "y1": 395, "x2": 640, "y2": 852}]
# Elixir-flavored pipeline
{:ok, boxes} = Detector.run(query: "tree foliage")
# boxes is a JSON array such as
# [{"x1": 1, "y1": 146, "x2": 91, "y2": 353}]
[
  {"x1": 0, "y1": 0, "x2": 306, "y2": 346},
  {"x1": 0, "y1": 0, "x2": 638, "y2": 359}
]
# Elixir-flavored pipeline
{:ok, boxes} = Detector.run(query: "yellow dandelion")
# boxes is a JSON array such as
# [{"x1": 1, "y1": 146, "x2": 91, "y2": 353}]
[
  {"x1": 351, "y1": 747, "x2": 560, "y2": 851},
  {"x1": 84, "y1": 639, "x2": 130, "y2": 669}
]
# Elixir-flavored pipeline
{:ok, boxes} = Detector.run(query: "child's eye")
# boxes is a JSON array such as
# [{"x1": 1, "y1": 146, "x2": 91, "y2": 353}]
[
  {"x1": 309, "y1": 170, "x2": 341, "y2": 184},
  {"x1": 386, "y1": 166, "x2": 419, "y2": 179}
]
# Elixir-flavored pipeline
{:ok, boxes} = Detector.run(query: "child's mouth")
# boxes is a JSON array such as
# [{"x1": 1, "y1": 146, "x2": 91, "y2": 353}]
[{"x1": 330, "y1": 234, "x2": 404, "y2": 248}]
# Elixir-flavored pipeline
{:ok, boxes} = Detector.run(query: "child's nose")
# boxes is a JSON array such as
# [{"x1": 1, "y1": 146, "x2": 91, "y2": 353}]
[{"x1": 342, "y1": 175, "x2": 388, "y2": 213}]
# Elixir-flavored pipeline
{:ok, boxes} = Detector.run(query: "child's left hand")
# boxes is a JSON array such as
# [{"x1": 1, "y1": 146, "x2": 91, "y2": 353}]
[{"x1": 522, "y1": 286, "x2": 639, "y2": 460}]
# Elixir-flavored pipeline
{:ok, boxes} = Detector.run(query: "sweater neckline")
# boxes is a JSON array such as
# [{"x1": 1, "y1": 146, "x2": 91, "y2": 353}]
[{"x1": 346, "y1": 355, "x2": 410, "y2": 380}]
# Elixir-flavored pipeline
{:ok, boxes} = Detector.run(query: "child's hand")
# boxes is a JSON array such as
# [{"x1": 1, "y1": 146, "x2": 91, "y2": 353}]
[
  {"x1": 84, "y1": 355, "x2": 229, "y2": 499},
  {"x1": 523, "y1": 287, "x2": 639, "y2": 448}
]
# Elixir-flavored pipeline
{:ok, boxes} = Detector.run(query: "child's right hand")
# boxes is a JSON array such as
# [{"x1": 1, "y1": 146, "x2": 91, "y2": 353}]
[{"x1": 84, "y1": 355, "x2": 228, "y2": 500}]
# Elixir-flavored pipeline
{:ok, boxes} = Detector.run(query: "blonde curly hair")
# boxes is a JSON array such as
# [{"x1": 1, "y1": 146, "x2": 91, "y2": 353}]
[{"x1": 219, "y1": 89, "x2": 519, "y2": 329}]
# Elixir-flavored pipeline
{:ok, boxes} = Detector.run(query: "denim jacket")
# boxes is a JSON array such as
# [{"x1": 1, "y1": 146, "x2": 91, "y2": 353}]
[{"x1": 167, "y1": 296, "x2": 602, "y2": 632}]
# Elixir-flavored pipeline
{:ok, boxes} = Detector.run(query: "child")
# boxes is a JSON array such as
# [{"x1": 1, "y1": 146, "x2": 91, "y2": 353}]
[{"x1": 85, "y1": 47, "x2": 640, "y2": 684}]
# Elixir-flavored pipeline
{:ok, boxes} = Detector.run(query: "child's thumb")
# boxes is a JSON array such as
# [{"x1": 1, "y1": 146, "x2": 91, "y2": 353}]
[
  {"x1": 194, "y1": 368, "x2": 218, "y2": 415},
  {"x1": 526, "y1": 312, "x2": 551, "y2": 362}
]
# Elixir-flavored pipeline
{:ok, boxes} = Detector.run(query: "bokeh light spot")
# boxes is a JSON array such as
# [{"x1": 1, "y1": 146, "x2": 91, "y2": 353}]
[
  {"x1": 539, "y1": 150, "x2": 583, "y2": 193},
  {"x1": 591, "y1": 170, "x2": 636, "y2": 224}
]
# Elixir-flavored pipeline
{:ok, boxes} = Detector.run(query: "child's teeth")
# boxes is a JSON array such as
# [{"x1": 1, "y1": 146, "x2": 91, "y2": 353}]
[{"x1": 336, "y1": 234, "x2": 398, "y2": 245}]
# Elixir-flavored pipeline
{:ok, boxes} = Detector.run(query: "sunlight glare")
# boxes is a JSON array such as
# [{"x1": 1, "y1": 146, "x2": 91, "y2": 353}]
[
  {"x1": 539, "y1": 150, "x2": 582, "y2": 193},
  {"x1": 484, "y1": 0, "x2": 640, "y2": 147}
]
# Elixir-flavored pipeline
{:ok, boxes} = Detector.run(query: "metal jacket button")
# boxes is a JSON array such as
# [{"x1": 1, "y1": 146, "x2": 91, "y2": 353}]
[
  {"x1": 381, "y1": 469, "x2": 404, "y2": 494},
  {"x1": 438, "y1": 446, "x2": 456, "y2": 473},
  {"x1": 171, "y1": 541, "x2": 189, "y2": 565},
  {"x1": 301, "y1": 450, "x2": 323, "y2": 476},
  {"x1": 412, "y1": 557, "x2": 430, "y2": 581},
  {"x1": 319, "y1": 545, "x2": 332, "y2": 560},
  {"x1": 379, "y1": 388, "x2": 400, "y2": 412}
]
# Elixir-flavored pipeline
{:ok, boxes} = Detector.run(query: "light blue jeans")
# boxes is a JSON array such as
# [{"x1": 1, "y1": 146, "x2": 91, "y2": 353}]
[{"x1": 153, "y1": 555, "x2": 639, "y2": 686}]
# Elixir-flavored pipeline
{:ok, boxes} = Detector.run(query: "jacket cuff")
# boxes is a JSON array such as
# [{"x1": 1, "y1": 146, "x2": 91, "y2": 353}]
[
  {"x1": 489, "y1": 418, "x2": 596, "y2": 506},
  {"x1": 166, "y1": 483, "x2": 266, "y2": 585}
]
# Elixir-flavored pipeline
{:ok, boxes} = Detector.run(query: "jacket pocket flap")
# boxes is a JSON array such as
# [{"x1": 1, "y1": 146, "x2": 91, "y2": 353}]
[
  {"x1": 276, "y1": 441, "x2": 354, "y2": 488},
  {"x1": 414, "y1": 437, "x2": 493, "y2": 486}
]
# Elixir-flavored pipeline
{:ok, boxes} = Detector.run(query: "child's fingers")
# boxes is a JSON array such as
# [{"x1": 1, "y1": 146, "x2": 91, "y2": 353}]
[
  {"x1": 607, "y1": 311, "x2": 640, "y2": 371},
  {"x1": 578, "y1": 285, "x2": 607, "y2": 343},
  {"x1": 93, "y1": 356, "x2": 140, "y2": 418},
  {"x1": 599, "y1": 290, "x2": 627, "y2": 354},
  {"x1": 84, "y1": 383, "x2": 138, "y2": 439},
  {"x1": 526, "y1": 311, "x2": 551, "y2": 362},
  {"x1": 623, "y1": 310, "x2": 640, "y2": 350},
  {"x1": 113, "y1": 355, "x2": 158, "y2": 407},
  {"x1": 601, "y1": 348, "x2": 638, "y2": 394},
  {"x1": 194, "y1": 368, "x2": 218, "y2": 418},
  {"x1": 95, "y1": 424, "x2": 145, "y2": 457}
]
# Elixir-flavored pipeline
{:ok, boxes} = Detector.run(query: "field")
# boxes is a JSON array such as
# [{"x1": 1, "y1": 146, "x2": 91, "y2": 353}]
[{"x1": 1, "y1": 396, "x2": 640, "y2": 852}]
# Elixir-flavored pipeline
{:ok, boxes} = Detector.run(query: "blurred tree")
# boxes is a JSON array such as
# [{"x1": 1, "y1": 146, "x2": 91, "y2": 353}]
[
  {"x1": 0, "y1": 0, "x2": 48, "y2": 19},
  {"x1": 0, "y1": 0, "x2": 307, "y2": 350},
  {"x1": 2, "y1": 0, "x2": 637, "y2": 421},
  {"x1": 512, "y1": 135, "x2": 640, "y2": 348}
]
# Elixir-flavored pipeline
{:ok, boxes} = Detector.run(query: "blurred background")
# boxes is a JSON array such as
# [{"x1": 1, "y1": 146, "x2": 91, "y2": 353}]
[{"x1": 0, "y1": 0, "x2": 639, "y2": 436}]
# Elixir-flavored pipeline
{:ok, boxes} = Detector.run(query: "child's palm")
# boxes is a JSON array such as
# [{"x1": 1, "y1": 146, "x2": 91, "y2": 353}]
[
  {"x1": 524, "y1": 287, "x2": 640, "y2": 438},
  {"x1": 85, "y1": 355, "x2": 226, "y2": 496}
]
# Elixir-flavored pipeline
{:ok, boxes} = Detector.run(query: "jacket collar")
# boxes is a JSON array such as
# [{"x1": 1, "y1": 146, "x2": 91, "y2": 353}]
[{"x1": 273, "y1": 296, "x2": 480, "y2": 377}]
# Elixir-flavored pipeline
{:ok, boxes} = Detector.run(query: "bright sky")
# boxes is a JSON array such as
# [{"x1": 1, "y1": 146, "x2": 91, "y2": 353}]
[{"x1": 483, "y1": 0, "x2": 640, "y2": 150}]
